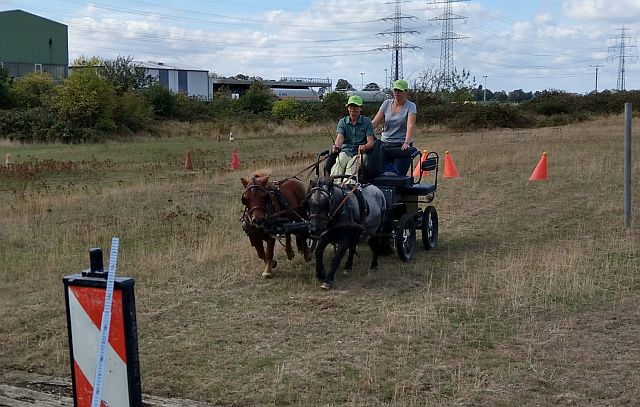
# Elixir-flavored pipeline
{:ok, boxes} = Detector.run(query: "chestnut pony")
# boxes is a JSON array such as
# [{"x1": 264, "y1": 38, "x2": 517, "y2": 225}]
[{"x1": 241, "y1": 173, "x2": 312, "y2": 277}]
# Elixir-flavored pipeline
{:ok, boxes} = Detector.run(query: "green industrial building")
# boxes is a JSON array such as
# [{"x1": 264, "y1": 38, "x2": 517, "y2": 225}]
[{"x1": 0, "y1": 9, "x2": 68, "y2": 80}]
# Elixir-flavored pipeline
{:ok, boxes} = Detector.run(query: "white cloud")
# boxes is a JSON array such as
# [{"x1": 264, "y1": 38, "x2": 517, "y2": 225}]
[
  {"x1": 562, "y1": 0, "x2": 640, "y2": 22},
  {"x1": 54, "y1": 0, "x2": 640, "y2": 93}
]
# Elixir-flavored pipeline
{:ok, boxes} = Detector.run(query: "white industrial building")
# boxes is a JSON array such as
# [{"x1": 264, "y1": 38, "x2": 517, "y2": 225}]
[{"x1": 135, "y1": 61, "x2": 210, "y2": 100}]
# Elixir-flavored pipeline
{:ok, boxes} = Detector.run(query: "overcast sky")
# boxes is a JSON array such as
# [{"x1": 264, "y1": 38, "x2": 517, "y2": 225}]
[{"x1": 2, "y1": 0, "x2": 639, "y2": 93}]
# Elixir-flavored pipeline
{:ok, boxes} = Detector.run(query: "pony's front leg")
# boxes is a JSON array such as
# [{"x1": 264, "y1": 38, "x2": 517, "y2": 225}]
[
  {"x1": 344, "y1": 243, "x2": 357, "y2": 273},
  {"x1": 324, "y1": 236, "x2": 353, "y2": 289},
  {"x1": 315, "y1": 238, "x2": 330, "y2": 283},
  {"x1": 262, "y1": 237, "x2": 277, "y2": 278},
  {"x1": 284, "y1": 233, "x2": 295, "y2": 260}
]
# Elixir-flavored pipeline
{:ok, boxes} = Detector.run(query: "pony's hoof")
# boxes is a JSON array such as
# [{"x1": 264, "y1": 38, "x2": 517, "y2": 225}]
[
  {"x1": 262, "y1": 271, "x2": 273, "y2": 278},
  {"x1": 343, "y1": 268, "x2": 352, "y2": 275},
  {"x1": 320, "y1": 282, "x2": 332, "y2": 290},
  {"x1": 270, "y1": 260, "x2": 277, "y2": 268},
  {"x1": 286, "y1": 251, "x2": 295, "y2": 260}
]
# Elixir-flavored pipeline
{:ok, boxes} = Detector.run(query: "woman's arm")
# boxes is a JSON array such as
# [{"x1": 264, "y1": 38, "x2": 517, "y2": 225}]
[
  {"x1": 371, "y1": 109, "x2": 385, "y2": 130},
  {"x1": 402, "y1": 112, "x2": 417, "y2": 150}
]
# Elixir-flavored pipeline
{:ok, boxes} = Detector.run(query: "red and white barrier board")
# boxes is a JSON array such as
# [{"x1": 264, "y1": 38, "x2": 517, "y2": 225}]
[{"x1": 64, "y1": 274, "x2": 141, "y2": 407}]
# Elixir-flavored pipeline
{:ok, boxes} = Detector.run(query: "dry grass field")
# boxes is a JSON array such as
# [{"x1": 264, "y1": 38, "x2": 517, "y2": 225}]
[{"x1": 1, "y1": 116, "x2": 639, "y2": 406}]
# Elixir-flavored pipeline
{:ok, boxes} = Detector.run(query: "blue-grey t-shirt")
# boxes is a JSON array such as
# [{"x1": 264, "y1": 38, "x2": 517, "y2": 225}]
[{"x1": 379, "y1": 99, "x2": 417, "y2": 144}]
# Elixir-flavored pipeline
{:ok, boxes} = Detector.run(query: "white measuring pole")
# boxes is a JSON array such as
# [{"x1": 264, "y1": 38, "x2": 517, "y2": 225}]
[
  {"x1": 624, "y1": 102, "x2": 632, "y2": 227},
  {"x1": 91, "y1": 237, "x2": 119, "y2": 407}
]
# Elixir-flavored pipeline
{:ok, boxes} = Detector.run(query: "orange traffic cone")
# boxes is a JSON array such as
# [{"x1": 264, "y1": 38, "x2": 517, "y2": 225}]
[
  {"x1": 529, "y1": 152, "x2": 548, "y2": 181},
  {"x1": 184, "y1": 150, "x2": 193, "y2": 170},
  {"x1": 443, "y1": 151, "x2": 460, "y2": 178},
  {"x1": 231, "y1": 146, "x2": 240, "y2": 170},
  {"x1": 413, "y1": 150, "x2": 428, "y2": 177}
]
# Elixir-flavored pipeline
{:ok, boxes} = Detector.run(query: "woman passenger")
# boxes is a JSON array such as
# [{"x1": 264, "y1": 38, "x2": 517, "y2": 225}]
[{"x1": 371, "y1": 79, "x2": 417, "y2": 175}]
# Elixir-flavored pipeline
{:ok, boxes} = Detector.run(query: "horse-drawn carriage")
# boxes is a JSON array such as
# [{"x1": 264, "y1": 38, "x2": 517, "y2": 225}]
[
  {"x1": 240, "y1": 145, "x2": 440, "y2": 288},
  {"x1": 313, "y1": 146, "x2": 439, "y2": 261}
]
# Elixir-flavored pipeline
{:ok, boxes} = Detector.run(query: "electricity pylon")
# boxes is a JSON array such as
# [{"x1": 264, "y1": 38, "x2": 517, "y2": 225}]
[
  {"x1": 608, "y1": 27, "x2": 637, "y2": 91},
  {"x1": 426, "y1": 0, "x2": 469, "y2": 90},
  {"x1": 377, "y1": 0, "x2": 420, "y2": 88}
]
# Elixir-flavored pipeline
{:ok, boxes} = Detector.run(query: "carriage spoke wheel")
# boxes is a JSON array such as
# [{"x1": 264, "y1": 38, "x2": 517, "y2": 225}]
[
  {"x1": 395, "y1": 213, "x2": 416, "y2": 262},
  {"x1": 422, "y1": 206, "x2": 438, "y2": 250}
]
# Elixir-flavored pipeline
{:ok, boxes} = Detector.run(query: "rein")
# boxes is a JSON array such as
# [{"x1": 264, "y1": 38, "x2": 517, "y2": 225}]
[{"x1": 290, "y1": 155, "x2": 328, "y2": 181}]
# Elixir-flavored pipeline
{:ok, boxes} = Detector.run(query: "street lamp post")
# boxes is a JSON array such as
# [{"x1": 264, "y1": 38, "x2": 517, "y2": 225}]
[
  {"x1": 482, "y1": 75, "x2": 487, "y2": 102},
  {"x1": 360, "y1": 72, "x2": 365, "y2": 90},
  {"x1": 384, "y1": 69, "x2": 388, "y2": 90}
]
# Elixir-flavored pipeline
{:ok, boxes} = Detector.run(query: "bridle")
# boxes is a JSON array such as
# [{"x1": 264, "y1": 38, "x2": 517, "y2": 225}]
[
  {"x1": 242, "y1": 183, "x2": 275, "y2": 220},
  {"x1": 308, "y1": 181, "x2": 356, "y2": 229},
  {"x1": 242, "y1": 180, "x2": 306, "y2": 225}
]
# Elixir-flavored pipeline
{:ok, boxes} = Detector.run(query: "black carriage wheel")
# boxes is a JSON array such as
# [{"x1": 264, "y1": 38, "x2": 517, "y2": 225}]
[
  {"x1": 395, "y1": 213, "x2": 417, "y2": 262},
  {"x1": 422, "y1": 206, "x2": 438, "y2": 250}
]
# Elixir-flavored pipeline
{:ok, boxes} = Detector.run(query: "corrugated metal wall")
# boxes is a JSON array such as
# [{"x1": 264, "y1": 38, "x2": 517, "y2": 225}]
[{"x1": 0, "y1": 10, "x2": 68, "y2": 79}]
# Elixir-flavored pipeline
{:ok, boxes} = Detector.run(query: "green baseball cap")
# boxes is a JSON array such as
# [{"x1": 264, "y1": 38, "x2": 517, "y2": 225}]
[
  {"x1": 392, "y1": 79, "x2": 409, "y2": 91},
  {"x1": 345, "y1": 95, "x2": 364, "y2": 106}
]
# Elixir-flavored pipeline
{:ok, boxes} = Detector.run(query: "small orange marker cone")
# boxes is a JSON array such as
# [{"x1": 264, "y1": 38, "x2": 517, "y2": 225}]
[
  {"x1": 184, "y1": 150, "x2": 193, "y2": 170},
  {"x1": 5, "y1": 153, "x2": 12, "y2": 168},
  {"x1": 529, "y1": 152, "x2": 548, "y2": 181},
  {"x1": 443, "y1": 151, "x2": 460, "y2": 178},
  {"x1": 413, "y1": 150, "x2": 428, "y2": 177},
  {"x1": 231, "y1": 146, "x2": 240, "y2": 170}
]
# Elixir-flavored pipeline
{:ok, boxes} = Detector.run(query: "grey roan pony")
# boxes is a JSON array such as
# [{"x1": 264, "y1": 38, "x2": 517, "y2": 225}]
[{"x1": 306, "y1": 177, "x2": 387, "y2": 289}]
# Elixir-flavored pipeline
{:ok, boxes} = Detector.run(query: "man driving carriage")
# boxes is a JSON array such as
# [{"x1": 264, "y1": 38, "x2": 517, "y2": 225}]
[{"x1": 329, "y1": 95, "x2": 375, "y2": 183}]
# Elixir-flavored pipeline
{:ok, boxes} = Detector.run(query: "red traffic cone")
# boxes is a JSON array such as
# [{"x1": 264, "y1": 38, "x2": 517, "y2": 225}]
[
  {"x1": 184, "y1": 150, "x2": 193, "y2": 170},
  {"x1": 529, "y1": 152, "x2": 548, "y2": 181},
  {"x1": 413, "y1": 150, "x2": 428, "y2": 177},
  {"x1": 443, "y1": 151, "x2": 460, "y2": 178},
  {"x1": 231, "y1": 146, "x2": 240, "y2": 170}
]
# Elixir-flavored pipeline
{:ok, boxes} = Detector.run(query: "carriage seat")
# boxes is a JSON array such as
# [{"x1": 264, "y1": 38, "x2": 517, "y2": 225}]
[
  {"x1": 369, "y1": 174, "x2": 412, "y2": 188},
  {"x1": 400, "y1": 183, "x2": 437, "y2": 195}
]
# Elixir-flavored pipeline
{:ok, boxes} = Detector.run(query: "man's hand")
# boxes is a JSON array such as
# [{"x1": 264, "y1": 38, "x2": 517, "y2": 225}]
[
  {"x1": 357, "y1": 145, "x2": 367, "y2": 154},
  {"x1": 332, "y1": 144, "x2": 341, "y2": 154}
]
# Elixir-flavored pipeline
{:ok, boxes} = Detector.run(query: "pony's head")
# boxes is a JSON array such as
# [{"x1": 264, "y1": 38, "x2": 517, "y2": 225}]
[
  {"x1": 241, "y1": 174, "x2": 272, "y2": 226},
  {"x1": 307, "y1": 177, "x2": 337, "y2": 238}
]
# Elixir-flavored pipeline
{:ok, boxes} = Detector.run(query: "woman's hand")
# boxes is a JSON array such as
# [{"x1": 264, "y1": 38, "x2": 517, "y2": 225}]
[{"x1": 401, "y1": 142, "x2": 409, "y2": 151}]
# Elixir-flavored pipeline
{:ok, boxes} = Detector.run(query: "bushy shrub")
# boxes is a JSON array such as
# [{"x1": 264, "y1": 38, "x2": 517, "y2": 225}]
[
  {"x1": 238, "y1": 81, "x2": 275, "y2": 115},
  {"x1": 272, "y1": 99, "x2": 298, "y2": 120},
  {"x1": 321, "y1": 92, "x2": 348, "y2": 120},
  {"x1": 525, "y1": 94, "x2": 576, "y2": 116},
  {"x1": 13, "y1": 72, "x2": 56, "y2": 108},
  {"x1": 53, "y1": 68, "x2": 116, "y2": 128},
  {"x1": 114, "y1": 90, "x2": 153, "y2": 131},
  {"x1": 0, "y1": 108, "x2": 79, "y2": 142},
  {"x1": 144, "y1": 83, "x2": 176, "y2": 119},
  {"x1": 0, "y1": 66, "x2": 15, "y2": 109},
  {"x1": 173, "y1": 93, "x2": 212, "y2": 121}
]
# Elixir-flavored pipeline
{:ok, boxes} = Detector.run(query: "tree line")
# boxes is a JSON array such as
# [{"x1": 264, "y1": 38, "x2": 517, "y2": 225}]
[{"x1": 1, "y1": 57, "x2": 639, "y2": 143}]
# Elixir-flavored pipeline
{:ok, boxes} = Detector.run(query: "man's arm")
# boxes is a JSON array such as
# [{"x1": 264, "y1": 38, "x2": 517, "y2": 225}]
[
  {"x1": 333, "y1": 134, "x2": 345, "y2": 153},
  {"x1": 358, "y1": 135, "x2": 375, "y2": 154}
]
